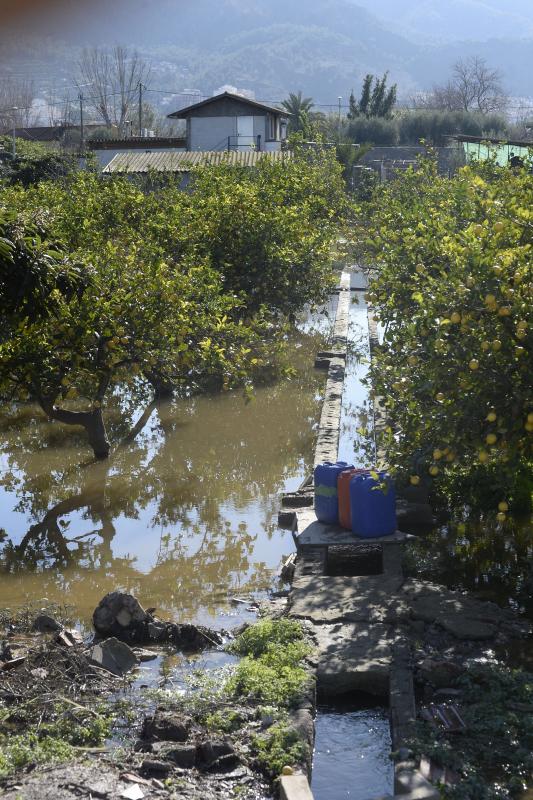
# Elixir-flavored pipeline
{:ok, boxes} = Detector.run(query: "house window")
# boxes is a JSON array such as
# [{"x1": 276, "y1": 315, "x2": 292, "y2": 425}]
[{"x1": 267, "y1": 113, "x2": 278, "y2": 141}]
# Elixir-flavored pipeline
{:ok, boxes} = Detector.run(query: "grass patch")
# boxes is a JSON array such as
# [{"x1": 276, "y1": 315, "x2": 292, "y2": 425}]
[
  {"x1": 0, "y1": 699, "x2": 115, "y2": 779},
  {"x1": 0, "y1": 734, "x2": 74, "y2": 778},
  {"x1": 407, "y1": 663, "x2": 533, "y2": 800}
]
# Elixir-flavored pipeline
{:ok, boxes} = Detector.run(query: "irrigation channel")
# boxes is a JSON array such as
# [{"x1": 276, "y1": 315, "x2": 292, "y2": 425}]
[{"x1": 1, "y1": 267, "x2": 531, "y2": 800}]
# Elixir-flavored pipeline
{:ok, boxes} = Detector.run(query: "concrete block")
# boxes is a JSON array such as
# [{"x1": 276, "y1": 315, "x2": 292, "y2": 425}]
[
  {"x1": 280, "y1": 774, "x2": 314, "y2": 800},
  {"x1": 314, "y1": 622, "x2": 392, "y2": 697},
  {"x1": 395, "y1": 766, "x2": 440, "y2": 799}
]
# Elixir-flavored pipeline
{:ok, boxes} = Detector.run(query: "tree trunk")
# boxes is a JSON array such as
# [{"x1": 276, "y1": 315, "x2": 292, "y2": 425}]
[
  {"x1": 85, "y1": 408, "x2": 111, "y2": 459},
  {"x1": 38, "y1": 399, "x2": 110, "y2": 459}
]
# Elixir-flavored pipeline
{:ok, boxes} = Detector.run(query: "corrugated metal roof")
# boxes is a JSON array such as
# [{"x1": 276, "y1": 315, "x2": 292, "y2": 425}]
[{"x1": 103, "y1": 149, "x2": 291, "y2": 174}]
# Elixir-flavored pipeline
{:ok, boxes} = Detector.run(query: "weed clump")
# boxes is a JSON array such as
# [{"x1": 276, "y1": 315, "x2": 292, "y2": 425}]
[
  {"x1": 252, "y1": 719, "x2": 308, "y2": 777},
  {"x1": 227, "y1": 618, "x2": 312, "y2": 705}
]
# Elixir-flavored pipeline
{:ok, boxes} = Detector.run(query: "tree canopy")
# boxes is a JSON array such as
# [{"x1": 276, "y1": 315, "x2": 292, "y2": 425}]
[
  {"x1": 363, "y1": 155, "x2": 532, "y2": 517},
  {"x1": 348, "y1": 72, "x2": 397, "y2": 119},
  {"x1": 0, "y1": 145, "x2": 346, "y2": 459}
]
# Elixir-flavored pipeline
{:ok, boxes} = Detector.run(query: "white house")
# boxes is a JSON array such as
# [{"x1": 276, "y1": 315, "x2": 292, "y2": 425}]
[{"x1": 167, "y1": 92, "x2": 289, "y2": 152}]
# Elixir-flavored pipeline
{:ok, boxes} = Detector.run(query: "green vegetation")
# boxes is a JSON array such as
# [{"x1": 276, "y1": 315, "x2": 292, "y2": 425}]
[
  {"x1": 348, "y1": 72, "x2": 397, "y2": 120},
  {"x1": 147, "y1": 619, "x2": 313, "y2": 779},
  {"x1": 0, "y1": 699, "x2": 114, "y2": 778},
  {"x1": 407, "y1": 664, "x2": 533, "y2": 800},
  {"x1": 0, "y1": 137, "x2": 77, "y2": 187},
  {"x1": 252, "y1": 718, "x2": 308, "y2": 777},
  {"x1": 0, "y1": 144, "x2": 345, "y2": 458},
  {"x1": 227, "y1": 618, "x2": 311, "y2": 705},
  {"x1": 363, "y1": 155, "x2": 532, "y2": 514}
]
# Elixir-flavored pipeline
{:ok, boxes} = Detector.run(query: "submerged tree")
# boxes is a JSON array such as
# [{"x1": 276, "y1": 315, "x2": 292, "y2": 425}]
[{"x1": 0, "y1": 203, "x2": 277, "y2": 458}]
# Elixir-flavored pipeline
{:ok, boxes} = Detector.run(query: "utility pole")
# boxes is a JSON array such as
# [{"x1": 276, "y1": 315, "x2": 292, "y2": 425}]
[
  {"x1": 79, "y1": 92, "x2": 85, "y2": 154},
  {"x1": 338, "y1": 96, "x2": 342, "y2": 137},
  {"x1": 138, "y1": 82, "x2": 143, "y2": 137},
  {"x1": 11, "y1": 106, "x2": 18, "y2": 158}
]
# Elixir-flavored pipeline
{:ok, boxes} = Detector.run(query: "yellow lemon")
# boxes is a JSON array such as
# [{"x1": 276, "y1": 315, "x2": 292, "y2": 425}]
[
  {"x1": 429, "y1": 465, "x2": 439, "y2": 476},
  {"x1": 526, "y1": 421, "x2": 533, "y2": 432},
  {"x1": 473, "y1": 224, "x2": 484, "y2": 236},
  {"x1": 469, "y1": 359, "x2": 479, "y2": 371},
  {"x1": 517, "y1": 320, "x2": 527, "y2": 330},
  {"x1": 446, "y1": 452, "x2": 455, "y2": 462},
  {"x1": 433, "y1": 449, "x2": 443, "y2": 460},
  {"x1": 450, "y1": 312, "x2": 461, "y2": 324},
  {"x1": 415, "y1": 263, "x2": 425, "y2": 274},
  {"x1": 481, "y1": 341, "x2": 490, "y2": 351},
  {"x1": 410, "y1": 475, "x2": 420, "y2": 486},
  {"x1": 408, "y1": 355, "x2": 418, "y2": 367},
  {"x1": 498, "y1": 501, "x2": 509, "y2": 512},
  {"x1": 515, "y1": 347, "x2": 526, "y2": 357},
  {"x1": 486, "y1": 411, "x2": 497, "y2": 422},
  {"x1": 478, "y1": 450, "x2": 489, "y2": 463},
  {"x1": 484, "y1": 293, "x2": 496, "y2": 306},
  {"x1": 436, "y1": 392, "x2": 445, "y2": 402},
  {"x1": 282, "y1": 767, "x2": 294, "y2": 776},
  {"x1": 516, "y1": 329, "x2": 527, "y2": 340},
  {"x1": 494, "y1": 222, "x2": 505, "y2": 233},
  {"x1": 527, "y1": 412, "x2": 533, "y2": 424},
  {"x1": 486, "y1": 433, "x2": 497, "y2": 445},
  {"x1": 498, "y1": 306, "x2": 511, "y2": 317},
  {"x1": 496, "y1": 512, "x2": 506, "y2": 523},
  {"x1": 492, "y1": 340, "x2": 502, "y2": 351}
]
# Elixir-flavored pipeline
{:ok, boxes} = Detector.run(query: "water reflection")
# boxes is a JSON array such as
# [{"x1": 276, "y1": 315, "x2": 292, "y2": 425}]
[
  {"x1": 404, "y1": 517, "x2": 533, "y2": 622},
  {"x1": 0, "y1": 310, "x2": 334, "y2": 624}
]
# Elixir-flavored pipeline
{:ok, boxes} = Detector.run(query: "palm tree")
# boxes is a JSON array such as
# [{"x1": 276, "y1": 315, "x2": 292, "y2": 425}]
[{"x1": 282, "y1": 91, "x2": 314, "y2": 133}]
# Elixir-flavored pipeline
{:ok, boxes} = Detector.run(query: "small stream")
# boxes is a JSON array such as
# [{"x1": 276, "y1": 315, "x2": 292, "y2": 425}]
[{"x1": 312, "y1": 699, "x2": 392, "y2": 800}]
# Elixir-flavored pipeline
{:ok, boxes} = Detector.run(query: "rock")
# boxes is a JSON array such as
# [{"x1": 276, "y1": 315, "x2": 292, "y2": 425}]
[
  {"x1": 93, "y1": 592, "x2": 150, "y2": 640},
  {"x1": 56, "y1": 629, "x2": 83, "y2": 647},
  {"x1": 143, "y1": 711, "x2": 190, "y2": 742},
  {"x1": 397, "y1": 484, "x2": 430, "y2": 504},
  {"x1": 155, "y1": 743, "x2": 197, "y2": 768},
  {"x1": 88, "y1": 637, "x2": 138, "y2": 676},
  {"x1": 439, "y1": 615, "x2": 496, "y2": 641},
  {"x1": 396, "y1": 501, "x2": 435, "y2": 531},
  {"x1": 133, "y1": 648, "x2": 159, "y2": 662},
  {"x1": 31, "y1": 613, "x2": 62, "y2": 633},
  {"x1": 141, "y1": 759, "x2": 172, "y2": 775},
  {"x1": 418, "y1": 658, "x2": 464, "y2": 689},
  {"x1": 197, "y1": 739, "x2": 235, "y2": 766}
]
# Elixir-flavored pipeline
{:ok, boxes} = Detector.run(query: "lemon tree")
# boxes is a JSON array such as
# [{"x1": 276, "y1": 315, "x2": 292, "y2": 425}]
[{"x1": 363, "y1": 156, "x2": 532, "y2": 516}]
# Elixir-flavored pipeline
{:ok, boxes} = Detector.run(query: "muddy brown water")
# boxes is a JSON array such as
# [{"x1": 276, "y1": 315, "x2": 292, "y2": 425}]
[{"x1": 0, "y1": 305, "x2": 335, "y2": 627}]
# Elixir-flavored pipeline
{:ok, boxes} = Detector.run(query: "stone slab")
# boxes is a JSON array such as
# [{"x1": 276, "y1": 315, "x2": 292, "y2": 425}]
[
  {"x1": 313, "y1": 622, "x2": 392, "y2": 697},
  {"x1": 289, "y1": 574, "x2": 403, "y2": 624},
  {"x1": 280, "y1": 774, "x2": 314, "y2": 800},
  {"x1": 295, "y1": 508, "x2": 408, "y2": 548},
  {"x1": 88, "y1": 637, "x2": 138, "y2": 676}
]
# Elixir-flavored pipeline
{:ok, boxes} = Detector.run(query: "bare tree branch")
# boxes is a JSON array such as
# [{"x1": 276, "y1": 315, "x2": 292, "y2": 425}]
[
  {"x1": 0, "y1": 77, "x2": 38, "y2": 132},
  {"x1": 416, "y1": 57, "x2": 508, "y2": 114},
  {"x1": 77, "y1": 44, "x2": 151, "y2": 134}
]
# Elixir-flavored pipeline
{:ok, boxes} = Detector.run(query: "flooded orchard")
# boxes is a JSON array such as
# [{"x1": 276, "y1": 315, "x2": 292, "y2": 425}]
[{"x1": 0, "y1": 305, "x2": 335, "y2": 626}]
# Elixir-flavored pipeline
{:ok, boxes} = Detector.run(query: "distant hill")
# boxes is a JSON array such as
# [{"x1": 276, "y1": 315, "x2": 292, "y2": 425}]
[
  {"x1": 1, "y1": 0, "x2": 532, "y2": 108},
  {"x1": 350, "y1": 0, "x2": 533, "y2": 42}
]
